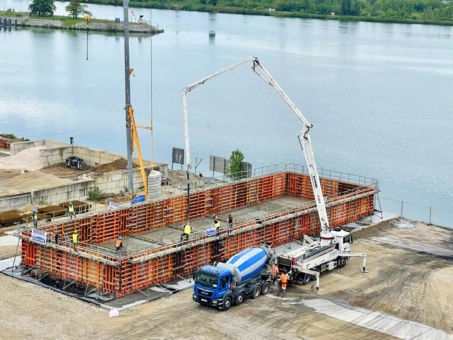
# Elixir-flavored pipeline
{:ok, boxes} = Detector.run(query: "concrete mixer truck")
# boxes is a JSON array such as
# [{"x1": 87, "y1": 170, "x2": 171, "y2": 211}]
[{"x1": 192, "y1": 243, "x2": 276, "y2": 311}]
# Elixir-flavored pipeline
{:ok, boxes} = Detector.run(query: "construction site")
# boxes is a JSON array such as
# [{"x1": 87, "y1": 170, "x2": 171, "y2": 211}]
[
  {"x1": 8, "y1": 163, "x2": 375, "y2": 298},
  {"x1": 1, "y1": 7, "x2": 453, "y2": 338}
]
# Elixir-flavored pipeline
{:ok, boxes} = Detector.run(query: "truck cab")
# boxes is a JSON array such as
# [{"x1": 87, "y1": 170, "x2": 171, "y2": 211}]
[
  {"x1": 193, "y1": 265, "x2": 232, "y2": 310},
  {"x1": 331, "y1": 228, "x2": 353, "y2": 252}
]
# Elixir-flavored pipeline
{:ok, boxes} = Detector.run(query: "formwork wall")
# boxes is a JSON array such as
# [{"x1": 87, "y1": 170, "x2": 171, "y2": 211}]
[{"x1": 21, "y1": 172, "x2": 376, "y2": 297}]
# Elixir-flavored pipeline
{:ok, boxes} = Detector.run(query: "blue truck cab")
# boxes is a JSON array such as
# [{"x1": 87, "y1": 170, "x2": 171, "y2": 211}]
[
  {"x1": 192, "y1": 244, "x2": 275, "y2": 311},
  {"x1": 193, "y1": 265, "x2": 233, "y2": 309}
]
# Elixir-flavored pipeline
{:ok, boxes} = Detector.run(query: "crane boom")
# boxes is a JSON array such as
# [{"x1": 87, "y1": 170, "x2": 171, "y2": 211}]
[{"x1": 182, "y1": 57, "x2": 332, "y2": 242}]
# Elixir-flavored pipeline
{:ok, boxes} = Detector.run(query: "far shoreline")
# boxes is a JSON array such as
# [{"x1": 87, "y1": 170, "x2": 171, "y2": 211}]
[{"x1": 0, "y1": 12, "x2": 164, "y2": 34}]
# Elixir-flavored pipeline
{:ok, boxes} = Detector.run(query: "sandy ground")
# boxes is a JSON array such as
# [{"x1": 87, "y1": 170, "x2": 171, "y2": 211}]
[{"x1": 1, "y1": 219, "x2": 453, "y2": 339}]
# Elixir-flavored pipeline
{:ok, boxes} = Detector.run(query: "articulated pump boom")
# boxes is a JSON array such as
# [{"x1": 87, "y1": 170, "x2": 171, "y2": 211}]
[
  {"x1": 182, "y1": 57, "x2": 332, "y2": 242},
  {"x1": 184, "y1": 58, "x2": 367, "y2": 293}
]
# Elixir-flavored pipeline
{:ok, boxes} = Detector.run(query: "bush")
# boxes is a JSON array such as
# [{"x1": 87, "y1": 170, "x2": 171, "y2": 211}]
[{"x1": 88, "y1": 186, "x2": 104, "y2": 201}]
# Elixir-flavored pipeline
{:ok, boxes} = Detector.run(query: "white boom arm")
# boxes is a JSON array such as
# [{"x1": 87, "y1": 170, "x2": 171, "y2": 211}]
[{"x1": 182, "y1": 57, "x2": 332, "y2": 242}]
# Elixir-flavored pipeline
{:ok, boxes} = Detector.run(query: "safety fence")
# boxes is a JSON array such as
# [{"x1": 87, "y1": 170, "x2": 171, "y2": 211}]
[
  {"x1": 380, "y1": 197, "x2": 453, "y2": 229},
  {"x1": 20, "y1": 170, "x2": 377, "y2": 297}
]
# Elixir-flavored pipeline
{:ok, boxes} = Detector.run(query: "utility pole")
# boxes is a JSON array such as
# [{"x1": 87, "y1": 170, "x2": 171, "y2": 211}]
[{"x1": 123, "y1": 0, "x2": 134, "y2": 193}]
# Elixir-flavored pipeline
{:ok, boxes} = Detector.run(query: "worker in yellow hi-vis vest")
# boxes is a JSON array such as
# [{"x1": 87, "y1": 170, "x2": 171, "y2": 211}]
[
  {"x1": 181, "y1": 224, "x2": 192, "y2": 242},
  {"x1": 214, "y1": 215, "x2": 221, "y2": 236},
  {"x1": 31, "y1": 209, "x2": 38, "y2": 228},
  {"x1": 72, "y1": 230, "x2": 79, "y2": 251},
  {"x1": 68, "y1": 202, "x2": 76, "y2": 220}
]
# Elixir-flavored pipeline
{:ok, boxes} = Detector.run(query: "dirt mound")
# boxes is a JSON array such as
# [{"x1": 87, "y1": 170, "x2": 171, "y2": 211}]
[
  {"x1": 91, "y1": 158, "x2": 139, "y2": 173},
  {"x1": 0, "y1": 146, "x2": 45, "y2": 171},
  {"x1": 167, "y1": 170, "x2": 203, "y2": 187},
  {"x1": 3, "y1": 171, "x2": 75, "y2": 191}
]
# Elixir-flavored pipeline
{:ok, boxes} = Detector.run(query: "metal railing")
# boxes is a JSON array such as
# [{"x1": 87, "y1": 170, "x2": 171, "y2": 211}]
[
  {"x1": 380, "y1": 196, "x2": 453, "y2": 229},
  {"x1": 197, "y1": 163, "x2": 378, "y2": 188}
]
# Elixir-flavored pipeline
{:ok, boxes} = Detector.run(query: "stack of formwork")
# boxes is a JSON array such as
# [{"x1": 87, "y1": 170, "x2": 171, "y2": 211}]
[{"x1": 20, "y1": 171, "x2": 377, "y2": 298}]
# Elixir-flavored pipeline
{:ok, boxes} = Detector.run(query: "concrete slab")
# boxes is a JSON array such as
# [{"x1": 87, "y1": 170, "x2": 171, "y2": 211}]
[
  {"x1": 101, "y1": 289, "x2": 171, "y2": 311},
  {"x1": 0, "y1": 256, "x2": 21, "y2": 271},
  {"x1": 293, "y1": 298, "x2": 453, "y2": 340},
  {"x1": 371, "y1": 237, "x2": 453, "y2": 258},
  {"x1": 100, "y1": 277, "x2": 193, "y2": 311},
  {"x1": 164, "y1": 278, "x2": 194, "y2": 291},
  {"x1": 0, "y1": 234, "x2": 19, "y2": 246},
  {"x1": 348, "y1": 212, "x2": 399, "y2": 232},
  {"x1": 99, "y1": 195, "x2": 312, "y2": 255}
]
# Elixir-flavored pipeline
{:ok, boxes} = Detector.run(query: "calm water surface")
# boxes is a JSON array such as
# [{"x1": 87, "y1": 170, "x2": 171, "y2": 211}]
[{"x1": 1, "y1": 1, "x2": 453, "y2": 225}]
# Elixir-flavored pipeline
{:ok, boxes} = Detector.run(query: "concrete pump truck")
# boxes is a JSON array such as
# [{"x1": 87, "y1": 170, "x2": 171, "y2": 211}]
[{"x1": 184, "y1": 58, "x2": 367, "y2": 308}]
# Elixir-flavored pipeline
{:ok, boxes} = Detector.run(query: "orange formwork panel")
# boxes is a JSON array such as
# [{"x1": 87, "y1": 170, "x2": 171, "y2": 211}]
[
  {"x1": 18, "y1": 170, "x2": 377, "y2": 298},
  {"x1": 21, "y1": 239, "x2": 36, "y2": 267}
]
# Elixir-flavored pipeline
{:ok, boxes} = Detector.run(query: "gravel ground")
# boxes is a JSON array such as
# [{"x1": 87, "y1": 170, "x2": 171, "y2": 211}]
[{"x1": 0, "y1": 220, "x2": 452, "y2": 339}]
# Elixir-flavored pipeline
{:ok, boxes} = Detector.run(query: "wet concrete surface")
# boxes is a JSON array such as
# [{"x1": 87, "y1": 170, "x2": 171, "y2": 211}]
[{"x1": 99, "y1": 196, "x2": 311, "y2": 255}]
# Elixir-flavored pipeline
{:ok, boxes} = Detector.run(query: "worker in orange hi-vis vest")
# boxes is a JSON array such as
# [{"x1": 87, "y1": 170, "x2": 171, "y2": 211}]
[
  {"x1": 278, "y1": 270, "x2": 289, "y2": 296},
  {"x1": 271, "y1": 263, "x2": 279, "y2": 286},
  {"x1": 115, "y1": 236, "x2": 123, "y2": 254}
]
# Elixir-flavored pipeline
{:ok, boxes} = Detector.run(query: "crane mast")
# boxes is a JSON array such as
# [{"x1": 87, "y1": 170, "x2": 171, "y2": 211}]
[{"x1": 183, "y1": 57, "x2": 332, "y2": 243}]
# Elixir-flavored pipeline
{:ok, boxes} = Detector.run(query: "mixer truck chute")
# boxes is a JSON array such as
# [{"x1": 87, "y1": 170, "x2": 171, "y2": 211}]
[{"x1": 193, "y1": 243, "x2": 275, "y2": 311}]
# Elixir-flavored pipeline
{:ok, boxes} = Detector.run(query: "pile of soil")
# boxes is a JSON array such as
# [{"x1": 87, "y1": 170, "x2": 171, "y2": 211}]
[
  {"x1": 0, "y1": 210, "x2": 32, "y2": 226},
  {"x1": 3, "y1": 171, "x2": 74, "y2": 191},
  {"x1": 0, "y1": 146, "x2": 45, "y2": 171},
  {"x1": 167, "y1": 170, "x2": 204, "y2": 187},
  {"x1": 91, "y1": 158, "x2": 139, "y2": 173}
]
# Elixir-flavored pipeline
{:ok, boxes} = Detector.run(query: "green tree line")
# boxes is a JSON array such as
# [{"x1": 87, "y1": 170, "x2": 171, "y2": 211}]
[{"x1": 100, "y1": 0, "x2": 453, "y2": 23}]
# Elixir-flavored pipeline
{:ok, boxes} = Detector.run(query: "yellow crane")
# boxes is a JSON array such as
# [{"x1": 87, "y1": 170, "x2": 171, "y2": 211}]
[{"x1": 126, "y1": 104, "x2": 151, "y2": 201}]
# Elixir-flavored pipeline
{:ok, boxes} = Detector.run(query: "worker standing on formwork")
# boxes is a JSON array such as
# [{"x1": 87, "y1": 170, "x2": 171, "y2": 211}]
[
  {"x1": 68, "y1": 202, "x2": 76, "y2": 220},
  {"x1": 228, "y1": 214, "x2": 234, "y2": 234},
  {"x1": 214, "y1": 215, "x2": 220, "y2": 235},
  {"x1": 72, "y1": 230, "x2": 79, "y2": 251},
  {"x1": 181, "y1": 224, "x2": 192, "y2": 242},
  {"x1": 115, "y1": 236, "x2": 123, "y2": 253},
  {"x1": 31, "y1": 209, "x2": 38, "y2": 228}
]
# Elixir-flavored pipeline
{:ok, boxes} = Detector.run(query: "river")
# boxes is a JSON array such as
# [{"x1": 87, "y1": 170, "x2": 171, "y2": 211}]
[{"x1": 1, "y1": 1, "x2": 453, "y2": 226}]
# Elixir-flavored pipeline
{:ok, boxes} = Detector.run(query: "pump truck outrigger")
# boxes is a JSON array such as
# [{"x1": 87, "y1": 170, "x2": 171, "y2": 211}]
[{"x1": 184, "y1": 57, "x2": 368, "y2": 297}]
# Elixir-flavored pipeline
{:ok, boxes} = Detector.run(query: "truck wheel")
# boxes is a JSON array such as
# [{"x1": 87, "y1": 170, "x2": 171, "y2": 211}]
[
  {"x1": 261, "y1": 282, "x2": 270, "y2": 295},
  {"x1": 337, "y1": 258, "x2": 343, "y2": 268},
  {"x1": 234, "y1": 293, "x2": 244, "y2": 306},
  {"x1": 340, "y1": 257, "x2": 347, "y2": 267},
  {"x1": 223, "y1": 296, "x2": 232, "y2": 311},
  {"x1": 252, "y1": 284, "x2": 261, "y2": 299},
  {"x1": 302, "y1": 273, "x2": 311, "y2": 285}
]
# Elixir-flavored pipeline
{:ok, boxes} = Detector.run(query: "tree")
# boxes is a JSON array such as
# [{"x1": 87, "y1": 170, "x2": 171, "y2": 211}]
[
  {"x1": 28, "y1": 0, "x2": 56, "y2": 17},
  {"x1": 66, "y1": 0, "x2": 92, "y2": 19},
  {"x1": 227, "y1": 149, "x2": 245, "y2": 179}
]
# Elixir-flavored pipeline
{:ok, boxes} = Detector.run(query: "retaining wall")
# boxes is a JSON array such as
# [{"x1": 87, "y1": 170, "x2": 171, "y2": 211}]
[{"x1": 10, "y1": 139, "x2": 166, "y2": 170}]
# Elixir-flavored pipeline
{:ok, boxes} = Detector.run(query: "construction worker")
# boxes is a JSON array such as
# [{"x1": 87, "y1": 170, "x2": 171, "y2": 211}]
[
  {"x1": 31, "y1": 209, "x2": 38, "y2": 228},
  {"x1": 227, "y1": 214, "x2": 234, "y2": 234},
  {"x1": 72, "y1": 230, "x2": 79, "y2": 251},
  {"x1": 214, "y1": 215, "x2": 220, "y2": 235},
  {"x1": 181, "y1": 223, "x2": 192, "y2": 242},
  {"x1": 278, "y1": 269, "x2": 289, "y2": 296},
  {"x1": 271, "y1": 263, "x2": 279, "y2": 286},
  {"x1": 55, "y1": 232, "x2": 59, "y2": 245},
  {"x1": 68, "y1": 202, "x2": 76, "y2": 220},
  {"x1": 115, "y1": 236, "x2": 123, "y2": 253}
]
